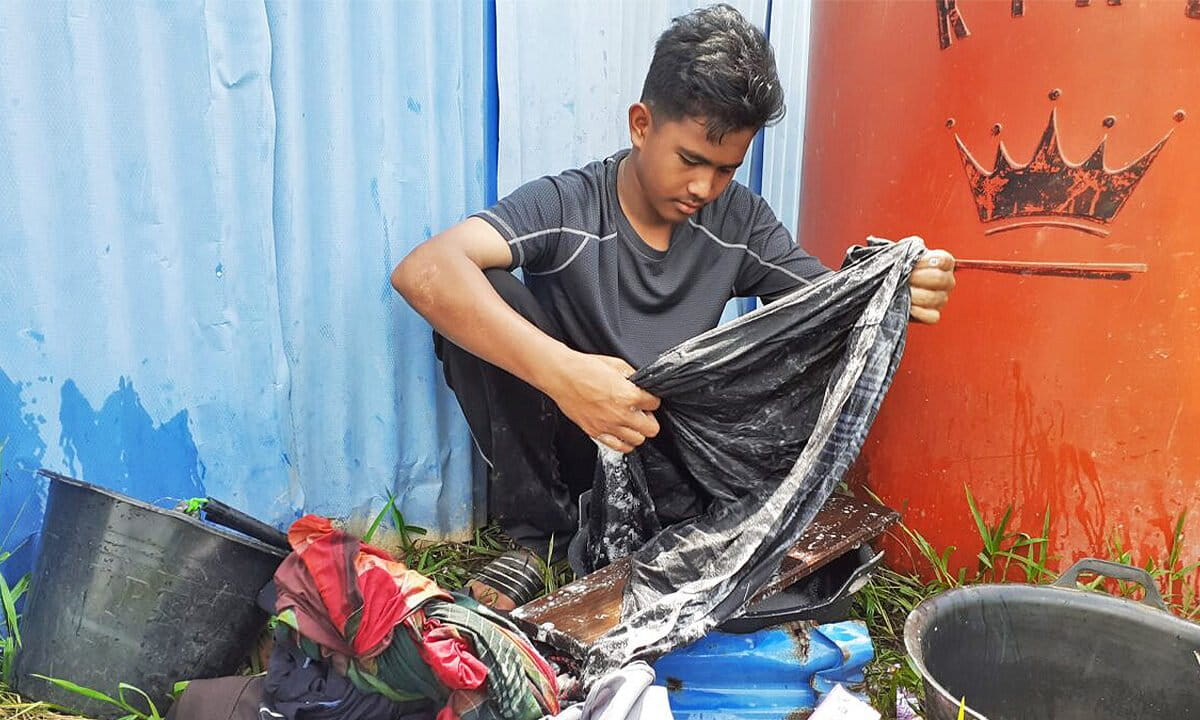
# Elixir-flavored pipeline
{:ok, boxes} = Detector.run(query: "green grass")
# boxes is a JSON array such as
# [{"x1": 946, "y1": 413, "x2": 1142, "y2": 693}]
[
  {"x1": 851, "y1": 484, "x2": 1200, "y2": 718},
  {"x1": 852, "y1": 563, "x2": 935, "y2": 715},
  {"x1": 361, "y1": 490, "x2": 574, "y2": 595},
  {"x1": 26, "y1": 678, "x2": 163, "y2": 720},
  {"x1": 0, "y1": 559, "x2": 27, "y2": 689},
  {"x1": 1081, "y1": 511, "x2": 1200, "y2": 617},
  {"x1": 1, "y1": 440, "x2": 33, "y2": 689},
  {"x1": 1, "y1": 440, "x2": 58, "y2": 720}
]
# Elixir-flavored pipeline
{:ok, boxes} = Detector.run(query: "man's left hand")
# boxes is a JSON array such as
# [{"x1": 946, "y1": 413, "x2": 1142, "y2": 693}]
[{"x1": 909, "y1": 249, "x2": 956, "y2": 324}]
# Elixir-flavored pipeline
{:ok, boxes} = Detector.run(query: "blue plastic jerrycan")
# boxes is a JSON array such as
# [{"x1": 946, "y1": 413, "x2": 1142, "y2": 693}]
[{"x1": 651, "y1": 621, "x2": 874, "y2": 719}]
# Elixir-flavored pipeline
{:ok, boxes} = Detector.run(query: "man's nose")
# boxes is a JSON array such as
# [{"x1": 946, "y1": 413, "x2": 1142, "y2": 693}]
[{"x1": 687, "y1": 171, "x2": 715, "y2": 201}]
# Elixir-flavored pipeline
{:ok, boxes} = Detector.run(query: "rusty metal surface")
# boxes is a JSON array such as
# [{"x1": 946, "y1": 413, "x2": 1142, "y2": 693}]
[
  {"x1": 512, "y1": 494, "x2": 898, "y2": 655},
  {"x1": 800, "y1": 0, "x2": 1200, "y2": 575}
]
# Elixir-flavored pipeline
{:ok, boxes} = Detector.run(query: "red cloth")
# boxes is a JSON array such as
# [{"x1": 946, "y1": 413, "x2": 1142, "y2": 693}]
[
  {"x1": 275, "y1": 515, "x2": 559, "y2": 720},
  {"x1": 273, "y1": 553, "x2": 357, "y2": 665},
  {"x1": 411, "y1": 618, "x2": 488, "y2": 691},
  {"x1": 283, "y1": 515, "x2": 449, "y2": 659}
]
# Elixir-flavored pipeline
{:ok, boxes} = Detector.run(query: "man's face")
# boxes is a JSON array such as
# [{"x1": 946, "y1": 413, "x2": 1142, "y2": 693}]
[{"x1": 629, "y1": 106, "x2": 757, "y2": 224}]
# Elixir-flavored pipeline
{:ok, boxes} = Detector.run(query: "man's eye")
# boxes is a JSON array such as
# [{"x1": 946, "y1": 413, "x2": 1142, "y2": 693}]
[{"x1": 680, "y1": 156, "x2": 700, "y2": 166}]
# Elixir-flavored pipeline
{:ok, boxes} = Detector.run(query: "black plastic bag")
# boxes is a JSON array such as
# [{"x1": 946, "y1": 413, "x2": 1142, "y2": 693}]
[{"x1": 583, "y1": 236, "x2": 926, "y2": 678}]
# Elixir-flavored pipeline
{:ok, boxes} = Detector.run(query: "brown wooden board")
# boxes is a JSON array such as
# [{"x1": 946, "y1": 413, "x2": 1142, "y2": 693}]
[{"x1": 512, "y1": 494, "x2": 899, "y2": 656}]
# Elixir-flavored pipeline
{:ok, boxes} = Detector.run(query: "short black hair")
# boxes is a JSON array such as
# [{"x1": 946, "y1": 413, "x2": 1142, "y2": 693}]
[{"x1": 641, "y1": 4, "x2": 785, "y2": 142}]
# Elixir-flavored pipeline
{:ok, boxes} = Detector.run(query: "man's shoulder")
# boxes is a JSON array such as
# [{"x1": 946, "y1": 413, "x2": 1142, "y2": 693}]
[
  {"x1": 518, "y1": 153, "x2": 616, "y2": 204},
  {"x1": 553, "y1": 154, "x2": 614, "y2": 189}
]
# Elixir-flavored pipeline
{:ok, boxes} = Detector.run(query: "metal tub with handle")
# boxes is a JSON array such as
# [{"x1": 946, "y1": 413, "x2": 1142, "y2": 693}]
[{"x1": 905, "y1": 558, "x2": 1200, "y2": 720}]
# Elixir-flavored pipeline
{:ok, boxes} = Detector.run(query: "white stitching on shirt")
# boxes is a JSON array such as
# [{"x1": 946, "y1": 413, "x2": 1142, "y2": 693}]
[
  {"x1": 478, "y1": 210, "x2": 524, "y2": 264},
  {"x1": 524, "y1": 231, "x2": 618, "y2": 276},
  {"x1": 479, "y1": 209, "x2": 516, "y2": 239},
  {"x1": 688, "y1": 218, "x2": 814, "y2": 287},
  {"x1": 507, "y1": 227, "x2": 612, "y2": 244}
]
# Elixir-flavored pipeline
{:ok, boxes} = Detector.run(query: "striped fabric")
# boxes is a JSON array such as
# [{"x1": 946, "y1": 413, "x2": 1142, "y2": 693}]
[
  {"x1": 583, "y1": 237, "x2": 926, "y2": 681},
  {"x1": 274, "y1": 517, "x2": 559, "y2": 720}
]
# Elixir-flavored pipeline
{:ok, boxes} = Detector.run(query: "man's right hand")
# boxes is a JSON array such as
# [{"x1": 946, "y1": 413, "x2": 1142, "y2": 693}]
[
  {"x1": 546, "y1": 352, "x2": 661, "y2": 454},
  {"x1": 394, "y1": 218, "x2": 660, "y2": 455}
]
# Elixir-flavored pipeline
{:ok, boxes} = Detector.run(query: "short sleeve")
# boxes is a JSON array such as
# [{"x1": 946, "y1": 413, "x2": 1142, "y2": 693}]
[
  {"x1": 733, "y1": 196, "x2": 832, "y2": 302},
  {"x1": 471, "y1": 177, "x2": 566, "y2": 273}
]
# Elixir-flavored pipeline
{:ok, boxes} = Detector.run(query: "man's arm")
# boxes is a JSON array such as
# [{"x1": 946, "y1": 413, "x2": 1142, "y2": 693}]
[{"x1": 392, "y1": 218, "x2": 660, "y2": 453}]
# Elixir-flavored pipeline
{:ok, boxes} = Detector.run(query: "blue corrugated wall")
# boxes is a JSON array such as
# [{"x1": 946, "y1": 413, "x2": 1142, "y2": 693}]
[
  {"x1": 264, "y1": 0, "x2": 484, "y2": 530},
  {"x1": 0, "y1": 1, "x2": 812, "y2": 585},
  {"x1": 0, "y1": 0, "x2": 488, "y2": 584}
]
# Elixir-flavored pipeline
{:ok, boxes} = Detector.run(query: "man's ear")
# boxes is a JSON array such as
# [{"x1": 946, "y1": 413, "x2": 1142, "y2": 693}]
[{"x1": 628, "y1": 102, "x2": 652, "y2": 150}]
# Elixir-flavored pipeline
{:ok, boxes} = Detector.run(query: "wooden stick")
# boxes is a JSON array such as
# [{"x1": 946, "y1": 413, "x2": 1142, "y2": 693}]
[{"x1": 953, "y1": 259, "x2": 1148, "y2": 280}]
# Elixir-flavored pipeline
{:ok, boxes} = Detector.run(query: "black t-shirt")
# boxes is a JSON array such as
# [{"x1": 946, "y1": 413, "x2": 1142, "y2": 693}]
[{"x1": 473, "y1": 150, "x2": 830, "y2": 367}]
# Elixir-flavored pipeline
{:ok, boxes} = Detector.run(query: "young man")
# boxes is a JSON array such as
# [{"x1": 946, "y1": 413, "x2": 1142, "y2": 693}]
[{"x1": 393, "y1": 4, "x2": 955, "y2": 608}]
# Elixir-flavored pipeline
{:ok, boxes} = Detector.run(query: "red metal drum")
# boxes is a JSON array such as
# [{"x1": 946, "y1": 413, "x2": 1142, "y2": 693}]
[{"x1": 798, "y1": 1, "x2": 1200, "y2": 577}]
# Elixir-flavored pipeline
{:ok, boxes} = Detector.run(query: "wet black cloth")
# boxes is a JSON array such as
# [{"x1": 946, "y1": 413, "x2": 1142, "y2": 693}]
[
  {"x1": 265, "y1": 634, "x2": 434, "y2": 720},
  {"x1": 434, "y1": 268, "x2": 705, "y2": 555},
  {"x1": 581, "y1": 237, "x2": 925, "y2": 679}
]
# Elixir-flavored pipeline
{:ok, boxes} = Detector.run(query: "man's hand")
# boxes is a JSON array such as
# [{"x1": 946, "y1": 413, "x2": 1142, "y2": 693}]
[
  {"x1": 909, "y1": 249, "x2": 956, "y2": 324},
  {"x1": 546, "y1": 352, "x2": 661, "y2": 454}
]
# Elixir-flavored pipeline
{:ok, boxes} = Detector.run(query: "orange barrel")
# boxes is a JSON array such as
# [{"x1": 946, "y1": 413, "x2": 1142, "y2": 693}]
[{"x1": 798, "y1": 1, "x2": 1200, "y2": 576}]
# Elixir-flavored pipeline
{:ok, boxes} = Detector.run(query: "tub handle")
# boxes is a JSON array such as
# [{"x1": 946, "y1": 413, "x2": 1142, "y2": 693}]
[{"x1": 1053, "y1": 557, "x2": 1166, "y2": 610}]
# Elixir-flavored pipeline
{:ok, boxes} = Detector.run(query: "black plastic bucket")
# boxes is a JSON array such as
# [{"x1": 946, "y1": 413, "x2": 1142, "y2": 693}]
[
  {"x1": 905, "y1": 558, "x2": 1200, "y2": 719},
  {"x1": 13, "y1": 472, "x2": 286, "y2": 718}
]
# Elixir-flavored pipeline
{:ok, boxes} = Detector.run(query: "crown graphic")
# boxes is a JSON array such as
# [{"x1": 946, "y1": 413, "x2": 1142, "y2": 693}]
[{"x1": 953, "y1": 109, "x2": 1172, "y2": 235}]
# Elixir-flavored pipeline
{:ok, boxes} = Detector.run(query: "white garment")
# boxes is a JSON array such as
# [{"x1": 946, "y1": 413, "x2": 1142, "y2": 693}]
[
  {"x1": 546, "y1": 662, "x2": 674, "y2": 720},
  {"x1": 810, "y1": 684, "x2": 881, "y2": 720}
]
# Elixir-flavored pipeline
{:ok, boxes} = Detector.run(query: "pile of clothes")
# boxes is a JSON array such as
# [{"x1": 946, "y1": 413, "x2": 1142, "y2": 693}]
[
  {"x1": 169, "y1": 515, "x2": 560, "y2": 720},
  {"x1": 272, "y1": 515, "x2": 560, "y2": 720}
]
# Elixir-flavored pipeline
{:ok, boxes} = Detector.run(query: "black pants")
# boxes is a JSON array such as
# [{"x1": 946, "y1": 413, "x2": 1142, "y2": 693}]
[
  {"x1": 433, "y1": 270, "x2": 707, "y2": 557},
  {"x1": 434, "y1": 270, "x2": 597, "y2": 555}
]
